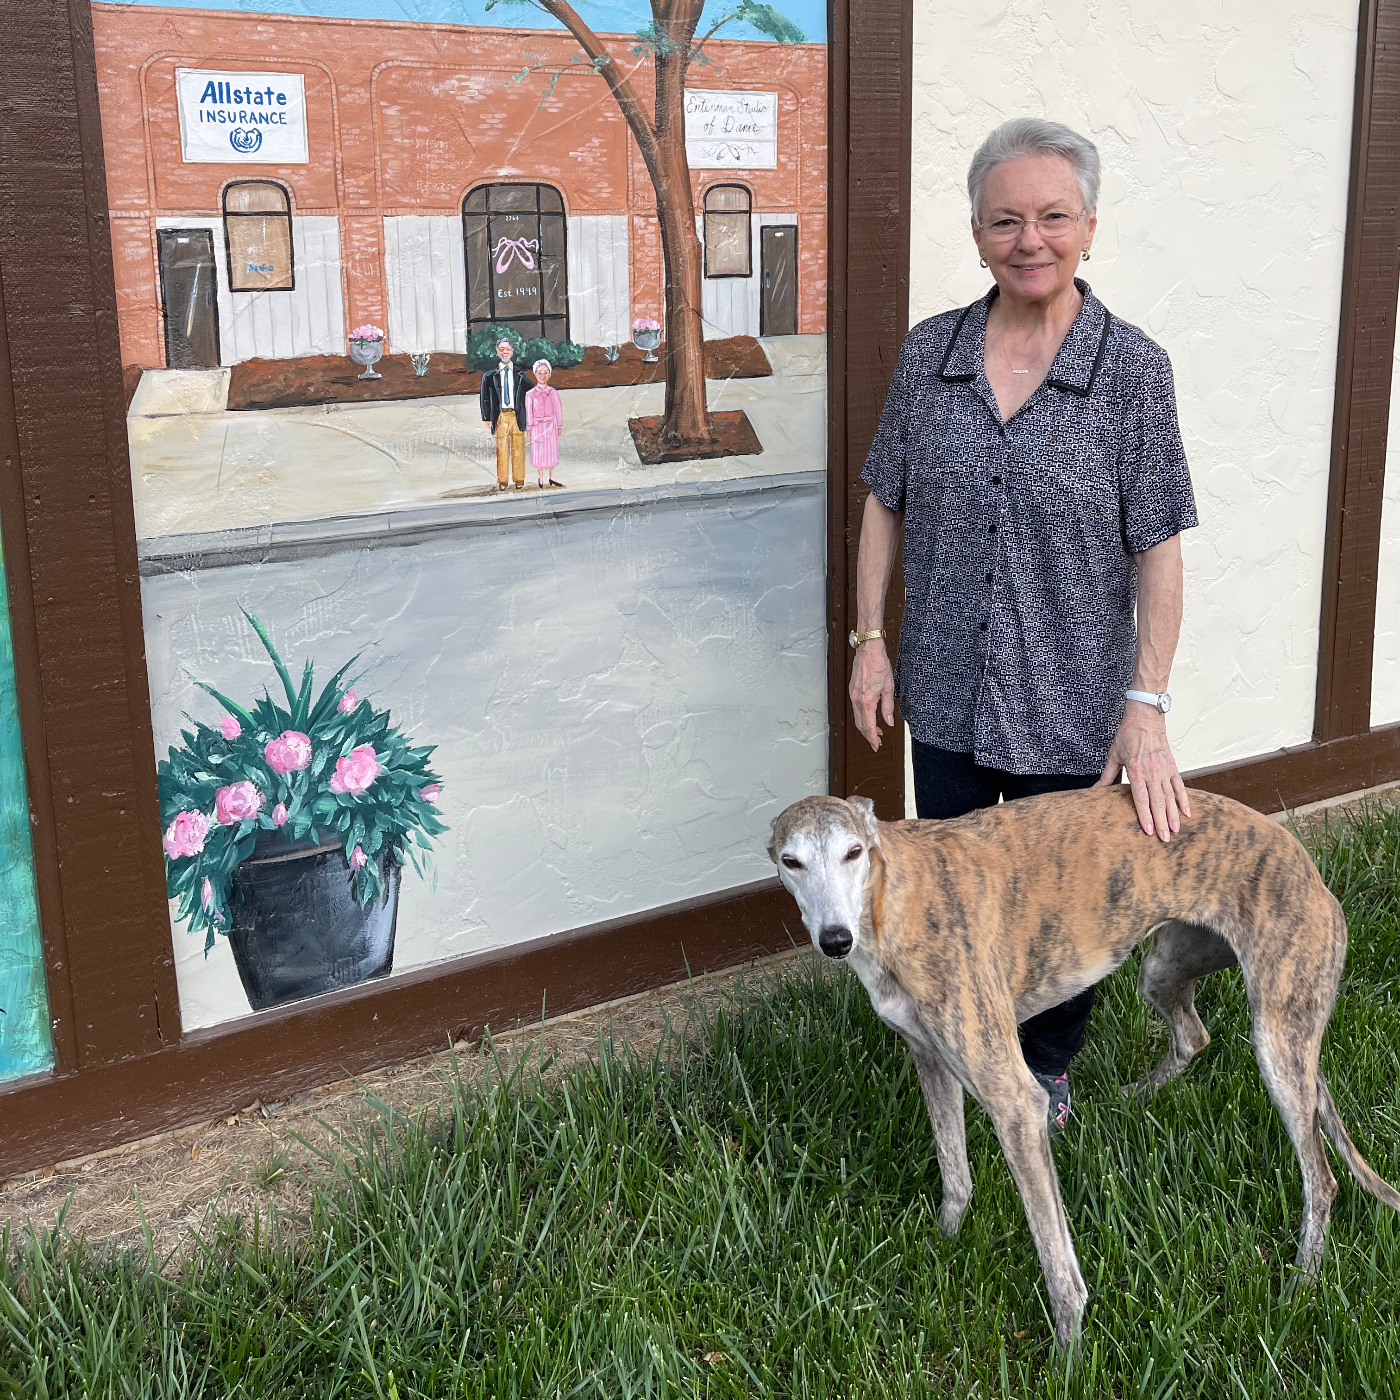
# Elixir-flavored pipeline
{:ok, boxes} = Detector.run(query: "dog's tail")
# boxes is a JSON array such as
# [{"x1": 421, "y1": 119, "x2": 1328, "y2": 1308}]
[{"x1": 1317, "y1": 1074, "x2": 1400, "y2": 1210}]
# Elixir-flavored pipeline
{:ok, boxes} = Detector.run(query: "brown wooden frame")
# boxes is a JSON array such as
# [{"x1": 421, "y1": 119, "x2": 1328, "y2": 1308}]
[
  {"x1": 0, "y1": 0, "x2": 910, "y2": 1175},
  {"x1": 1314, "y1": 0, "x2": 1400, "y2": 744}
]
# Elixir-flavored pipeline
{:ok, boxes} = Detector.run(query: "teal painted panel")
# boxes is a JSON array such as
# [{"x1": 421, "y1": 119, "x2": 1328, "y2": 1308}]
[{"x1": 0, "y1": 534, "x2": 52, "y2": 1083}]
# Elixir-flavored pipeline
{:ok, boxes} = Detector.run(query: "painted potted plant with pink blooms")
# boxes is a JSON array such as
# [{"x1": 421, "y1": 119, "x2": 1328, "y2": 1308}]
[
  {"x1": 632, "y1": 315, "x2": 662, "y2": 363},
  {"x1": 158, "y1": 610, "x2": 445, "y2": 1011},
  {"x1": 348, "y1": 323, "x2": 386, "y2": 380}
]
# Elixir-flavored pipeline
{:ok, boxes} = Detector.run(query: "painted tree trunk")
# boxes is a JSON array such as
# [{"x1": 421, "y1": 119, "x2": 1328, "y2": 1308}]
[
  {"x1": 649, "y1": 28, "x2": 714, "y2": 450},
  {"x1": 654, "y1": 144, "x2": 714, "y2": 447},
  {"x1": 540, "y1": 0, "x2": 716, "y2": 451}
]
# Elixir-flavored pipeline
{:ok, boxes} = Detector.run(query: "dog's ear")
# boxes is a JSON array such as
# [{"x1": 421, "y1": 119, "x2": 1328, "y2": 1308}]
[
  {"x1": 847, "y1": 795, "x2": 882, "y2": 847},
  {"x1": 766, "y1": 815, "x2": 779, "y2": 865}
]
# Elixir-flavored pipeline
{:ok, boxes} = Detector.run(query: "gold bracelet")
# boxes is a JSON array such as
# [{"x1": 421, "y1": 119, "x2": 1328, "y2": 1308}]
[{"x1": 848, "y1": 628, "x2": 887, "y2": 649}]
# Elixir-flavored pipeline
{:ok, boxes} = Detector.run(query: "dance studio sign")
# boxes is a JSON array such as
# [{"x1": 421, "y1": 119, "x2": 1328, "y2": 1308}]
[
  {"x1": 175, "y1": 69, "x2": 308, "y2": 164},
  {"x1": 684, "y1": 90, "x2": 778, "y2": 169}
]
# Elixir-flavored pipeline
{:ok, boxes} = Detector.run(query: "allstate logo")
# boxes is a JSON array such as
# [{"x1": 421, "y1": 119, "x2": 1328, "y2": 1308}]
[{"x1": 229, "y1": 127, "x2": 262, "y2": 154}]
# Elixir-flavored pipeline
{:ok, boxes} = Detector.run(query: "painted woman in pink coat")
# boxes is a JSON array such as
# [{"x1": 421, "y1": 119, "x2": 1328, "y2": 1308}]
[{"x1": 525, "y1": 360, "x2": 564, "y2": 489}]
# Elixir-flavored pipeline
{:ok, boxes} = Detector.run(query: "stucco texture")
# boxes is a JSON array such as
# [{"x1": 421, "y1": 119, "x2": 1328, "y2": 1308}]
[
  {"x1": 145, "y1": 483, "x2": 827, "y2": 1030},
  {"x1": 1372, "y1": 347, "x2": 1400, "y2": 726},
  {"x1": 908, "y1": 0, "x2": 1357, "y2": 771}
]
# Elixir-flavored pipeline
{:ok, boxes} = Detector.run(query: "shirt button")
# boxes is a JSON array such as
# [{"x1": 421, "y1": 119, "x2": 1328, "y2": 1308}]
[
  {"x1": 985, "y1": 571, "x2": 993, "y2": 583},
  {"x1": 988, "y1": 523, "x2": 997, "y2": 534},
  {"x1": 978, "y1": 621, "x2": 988, "y2": 632},
  {"x1": 992, "y1": 475, "x2": 1002, "y2": 485}
]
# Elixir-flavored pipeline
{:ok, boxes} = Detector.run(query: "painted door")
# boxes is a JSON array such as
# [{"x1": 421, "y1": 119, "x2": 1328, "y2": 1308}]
[
  {"x1": 760, "y1": 225, "x2": 798, "y2": 336},
  {"x1": 157, "y1": 228, "x2": 220, "y2": 368}
]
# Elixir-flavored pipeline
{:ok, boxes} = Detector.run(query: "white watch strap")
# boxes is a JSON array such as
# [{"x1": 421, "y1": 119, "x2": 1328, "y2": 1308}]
[{"x1": 1125, "y1": 689, "x2": 1167, "y2": 711}]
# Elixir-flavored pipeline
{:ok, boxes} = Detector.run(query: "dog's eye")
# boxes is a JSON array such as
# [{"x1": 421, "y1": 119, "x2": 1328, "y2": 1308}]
[
  {"x1": 781, "y1": 854, "x2": 804, "y2": 870},
  {"x1": 844, "y1": 845, "x2": 863, "y2": 861}
]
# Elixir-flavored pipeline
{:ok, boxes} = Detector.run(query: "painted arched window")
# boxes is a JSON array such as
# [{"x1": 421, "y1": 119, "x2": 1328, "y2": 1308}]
[
  {"x1": 703, "y1": 184, "x2": 752, "y2": 279},
  {"x1": 463, "y1": 184, "x2": 568, "y2": 342},
  {"x1": 223, "y1": 181, "x2": 293, "y2": 292}
]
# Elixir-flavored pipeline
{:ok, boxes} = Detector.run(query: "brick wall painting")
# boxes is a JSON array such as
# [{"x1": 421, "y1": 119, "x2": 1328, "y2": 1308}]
[{"x1": 93, "y1": 0, "x2": 829, "y2": 1028}]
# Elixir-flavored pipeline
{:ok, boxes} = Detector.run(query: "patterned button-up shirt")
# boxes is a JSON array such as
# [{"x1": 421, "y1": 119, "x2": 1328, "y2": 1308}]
[{"x1": 861, "y1": 281, "x2": 1198, "y2": 775}]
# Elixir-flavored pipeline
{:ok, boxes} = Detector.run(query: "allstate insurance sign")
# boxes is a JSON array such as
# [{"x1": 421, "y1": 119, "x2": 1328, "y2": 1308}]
[{"x1": 175, "y1": 69, "x2": 308, "y2": 164}]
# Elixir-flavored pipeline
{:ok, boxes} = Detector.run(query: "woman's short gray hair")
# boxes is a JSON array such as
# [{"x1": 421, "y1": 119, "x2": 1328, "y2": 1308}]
[
  {"x1": 532, "y1": 359, "x2": 552, "y2": 374},
  {"x1": 967, "y1": 119, "x2": 1100, "y2": 222}
]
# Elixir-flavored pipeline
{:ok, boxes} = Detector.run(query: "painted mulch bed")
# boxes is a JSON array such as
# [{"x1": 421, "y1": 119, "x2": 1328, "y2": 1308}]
[
  {"x1": 628, "y1": 409, "x2": 764, "y2": 463},
  {"x1": 223, "y1": 336, "x2": 773, "y2": 412}
]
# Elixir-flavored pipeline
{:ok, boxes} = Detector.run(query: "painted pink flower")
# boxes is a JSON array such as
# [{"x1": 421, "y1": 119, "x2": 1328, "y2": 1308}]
[
  {"x1": 271, "y1": 802, "x2": 288, "y2": 827},
  {"x1": 220, "y1": 715, "x2": 242, "y2": 741},
  {"x1": 200, "y1": 877, "x2": 224, "y2": 925},
  {"x1": 419, "y1": 783, "x2": 441, "y2": 802},
  {"x1": 337, "y1": 688, "x2": 358, "y2": 714},
  {"x1": 264, "y1": 730, "x2": 313, "y2": 774},
  {"x1": 215, "y1": 780, "x2": 264, "y2": 826},
  {"x1": 163, "y1": 809, "x2": 212, "y2": 859},
  {"x1": 349, "y1": 845, "x2": 367, "y2": 871},
  {"x1": 329, "y1": 744, "x2": 380, "y2": 796}
]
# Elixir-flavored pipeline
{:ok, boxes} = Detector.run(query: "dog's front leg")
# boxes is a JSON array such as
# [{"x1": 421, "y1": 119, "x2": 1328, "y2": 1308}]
[
  {"x1": 983, "y1": 1070, "x2": 1088, "y2": 1351},
  {"x1": 910, "y1": 1047, "x2": 971, "y2": 1236}
]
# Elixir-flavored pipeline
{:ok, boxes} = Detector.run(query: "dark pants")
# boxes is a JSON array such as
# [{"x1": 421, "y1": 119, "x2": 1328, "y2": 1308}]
[{"x1": 910, "y1": 740, "x2": 1097, "y2": 1077}]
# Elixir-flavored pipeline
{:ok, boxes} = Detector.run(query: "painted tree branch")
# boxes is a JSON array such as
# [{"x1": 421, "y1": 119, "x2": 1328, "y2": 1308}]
[{"x1": 535, "y1": 0, "x2": 661, "y2": 165}]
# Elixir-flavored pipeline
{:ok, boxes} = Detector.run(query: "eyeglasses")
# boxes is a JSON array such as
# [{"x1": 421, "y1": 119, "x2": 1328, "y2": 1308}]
[{"x1": 978, "y1": 210, "x2": 1086, "y2": 243}]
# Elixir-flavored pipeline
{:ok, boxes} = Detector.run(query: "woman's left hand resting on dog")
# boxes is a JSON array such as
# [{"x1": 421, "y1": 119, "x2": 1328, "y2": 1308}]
[{"x1": 1093, "y1": 533, "x2": 1190, "y2": 843}]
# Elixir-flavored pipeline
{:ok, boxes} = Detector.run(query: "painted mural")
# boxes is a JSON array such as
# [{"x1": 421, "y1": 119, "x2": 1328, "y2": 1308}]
[
  {"x1": 0, "y1": 534, "x2": 53, "y2": 1083},
  {"x1": 93, "y1": 0, "x2": 828, "y2": 1027}
]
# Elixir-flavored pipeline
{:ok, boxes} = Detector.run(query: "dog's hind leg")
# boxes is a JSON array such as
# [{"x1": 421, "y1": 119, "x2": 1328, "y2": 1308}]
[
  {"x1": 1124, "y1": 920, "x2": 1238, "y2": 1096},
  {"x1": 1251, "y1": 1018, "x2": 1337, "y2": 1280},
  {"x1": 911, "y1": 1047, "x2": 972, "y2": 1236}
]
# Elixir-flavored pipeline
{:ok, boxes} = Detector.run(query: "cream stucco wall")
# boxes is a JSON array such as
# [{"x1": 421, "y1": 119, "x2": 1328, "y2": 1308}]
[
  {"x1": 907, "y1": 0, "x2": 1358, "y2": 773},
  {"x1": 1372, "y1": 350, "x2": 1400, "y2": 727}
]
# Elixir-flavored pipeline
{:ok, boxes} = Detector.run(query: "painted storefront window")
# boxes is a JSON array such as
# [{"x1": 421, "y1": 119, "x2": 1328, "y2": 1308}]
[
  {"x1": 95, "y1": 0, "x2": 828, "y2": 1029},
  {"x1": 0, "y1": 534, "x2": 53, "y2": 1082}
]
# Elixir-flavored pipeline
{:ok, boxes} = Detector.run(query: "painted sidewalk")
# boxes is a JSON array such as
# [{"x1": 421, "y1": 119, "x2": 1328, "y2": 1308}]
[{"x1": 127, "y1": 335, "x2": 826, "y2": 542}]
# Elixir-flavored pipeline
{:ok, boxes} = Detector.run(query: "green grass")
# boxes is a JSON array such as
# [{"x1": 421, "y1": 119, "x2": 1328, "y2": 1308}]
[{"x1": 3, "y1": 808, "x2": 1400, "y2": 1398}]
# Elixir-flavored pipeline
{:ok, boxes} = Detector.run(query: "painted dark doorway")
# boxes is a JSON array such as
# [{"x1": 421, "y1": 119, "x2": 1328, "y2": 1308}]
[
  {"x1": 157, "y1": 229, "x2": 221, "y2": 368},
  {"x1": 760, "y1": 225, "x2": 798, "y2": 337},
  {"x1": 463, "y1": 184, "x2": 569, "y2": 343}
]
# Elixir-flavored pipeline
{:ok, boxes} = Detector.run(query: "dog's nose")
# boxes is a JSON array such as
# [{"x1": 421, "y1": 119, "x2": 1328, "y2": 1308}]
[{"x1": 818, "y1": 925, "x2": 853, "y2": 959}]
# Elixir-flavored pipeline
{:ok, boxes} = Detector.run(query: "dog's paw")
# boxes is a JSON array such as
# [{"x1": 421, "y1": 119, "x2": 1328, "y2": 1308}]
[
  {"x1": 937, "y1": 1201, "x2": 967, "y2": 1237},
  {"x1": 1119, "y1": 1078, "x2": 1151, "y2": 1100}
]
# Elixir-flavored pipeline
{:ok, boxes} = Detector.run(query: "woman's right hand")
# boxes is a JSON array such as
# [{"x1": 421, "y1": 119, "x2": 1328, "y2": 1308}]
[{"x1": 849, "y1": 639, "x2": 896, "y2": 751}]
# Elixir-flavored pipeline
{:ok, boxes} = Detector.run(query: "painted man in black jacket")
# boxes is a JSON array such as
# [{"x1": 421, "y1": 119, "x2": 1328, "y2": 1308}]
[{"x1": 480, "y1": 337, "x2": 533, "y2": 491}]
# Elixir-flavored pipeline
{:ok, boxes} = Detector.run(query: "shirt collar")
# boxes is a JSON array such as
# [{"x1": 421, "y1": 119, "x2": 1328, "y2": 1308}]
[{"x1": 936, "y1": 278, "x2": 1111, "y2": 398}]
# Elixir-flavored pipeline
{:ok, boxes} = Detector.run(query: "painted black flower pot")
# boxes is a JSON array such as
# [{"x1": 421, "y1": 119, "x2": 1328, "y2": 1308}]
[{"x1": 226, "y1": 836, "x2": 399, "y2": 1011}]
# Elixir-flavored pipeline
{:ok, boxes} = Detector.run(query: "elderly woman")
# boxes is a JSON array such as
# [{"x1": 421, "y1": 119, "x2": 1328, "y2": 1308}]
[
  {"x1": 525, "y1": 359, "x2": 564, "y2": 489},
  {"x1": 850, "y1": 118, "x2": 1197, "y2": 1132}
]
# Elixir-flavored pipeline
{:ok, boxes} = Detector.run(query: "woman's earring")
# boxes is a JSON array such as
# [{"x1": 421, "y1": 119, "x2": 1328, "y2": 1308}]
[
  {"x1": 1081, "y1": 249, "x2": 1091, "y2": 262},
  {"x1": 979, "y1": 257, "x2": 988, "y2": 268}
]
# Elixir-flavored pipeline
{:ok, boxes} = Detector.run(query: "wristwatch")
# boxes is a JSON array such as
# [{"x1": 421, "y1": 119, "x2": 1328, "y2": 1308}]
[
  {"x1": 848, "y1": 628, "x2": 886, "y2": 649},
  {"x1": 1125, "y1": 688, "x2": 1172, "y2": 714}
]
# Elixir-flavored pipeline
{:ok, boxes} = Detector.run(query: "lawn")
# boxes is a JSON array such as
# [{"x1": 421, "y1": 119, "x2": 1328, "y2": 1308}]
[{"x1": 2, "y1": 806, "x2": 1399, "y2": 1398}]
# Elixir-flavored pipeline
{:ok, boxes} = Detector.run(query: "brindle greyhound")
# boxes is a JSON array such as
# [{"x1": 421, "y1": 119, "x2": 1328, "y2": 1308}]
[{"x1": 768, "y1": 785, "x2": 1400, "y2": 1350}]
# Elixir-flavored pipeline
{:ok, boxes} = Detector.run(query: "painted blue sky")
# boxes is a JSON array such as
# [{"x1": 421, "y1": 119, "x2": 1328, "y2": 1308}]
[{"x1": 109, "y1": 0, "x2": 827, "y2": 43}]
